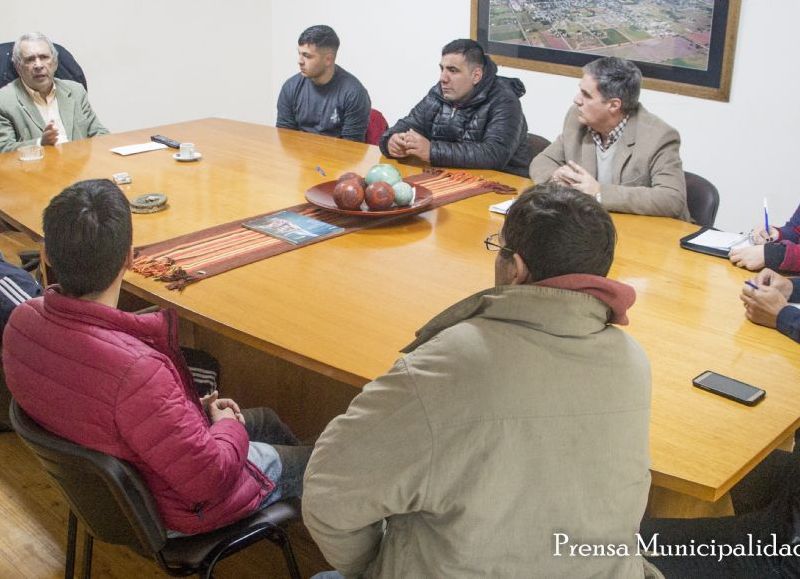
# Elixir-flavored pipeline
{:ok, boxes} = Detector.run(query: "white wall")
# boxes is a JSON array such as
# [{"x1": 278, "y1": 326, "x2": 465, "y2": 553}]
[
  {"x1": 1, "y1": 0, "x2": 272, "y2": 130},
  {"x1": 4, "y1": 0, "x2": 798, "y2": 231}
]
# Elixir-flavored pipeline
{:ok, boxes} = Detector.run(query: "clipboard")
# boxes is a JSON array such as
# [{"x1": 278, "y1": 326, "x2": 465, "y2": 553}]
[{"x1": 679, "y1": 227, "x2": 747, "y2": 259}]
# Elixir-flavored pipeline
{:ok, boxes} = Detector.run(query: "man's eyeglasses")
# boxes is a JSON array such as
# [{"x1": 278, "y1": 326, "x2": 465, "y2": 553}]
[{"x1": 484, "y1": 233, "x2": 513, "y2": 254}]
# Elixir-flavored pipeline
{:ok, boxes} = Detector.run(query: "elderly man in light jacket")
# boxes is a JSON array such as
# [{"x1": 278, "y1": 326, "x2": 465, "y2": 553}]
[
  {"x1": 303, "y1": 183, "x2": 656, "y2": 578},
  {"x1": 0, "y1": 32, "x2": 107, "y2": 152}
]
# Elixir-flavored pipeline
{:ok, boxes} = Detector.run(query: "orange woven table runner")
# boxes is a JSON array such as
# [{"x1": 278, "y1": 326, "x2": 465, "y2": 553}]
[{"x1": 132, "y1": 170, "x2": 515, "y2": 290}]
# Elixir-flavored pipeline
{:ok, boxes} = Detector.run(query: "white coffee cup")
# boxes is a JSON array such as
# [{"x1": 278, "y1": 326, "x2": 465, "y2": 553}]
[
  {"x1": 19, "y1": 144, "x2": 43, "y2": 162},
  {"x1": 179, "y1": 142, "x2": 195, "y2": 160}
]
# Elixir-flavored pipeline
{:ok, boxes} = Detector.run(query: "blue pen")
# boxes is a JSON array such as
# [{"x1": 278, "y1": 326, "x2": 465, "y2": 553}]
[
  {"x1": 764, "y1": 197, "x2": 770, "y2": 237},
  {"x1": 745, "y1": 280, "x2": 759, "y2": 291},
  {"x1": 315, "y1": 165, "x2": 327, "y2": 177}
]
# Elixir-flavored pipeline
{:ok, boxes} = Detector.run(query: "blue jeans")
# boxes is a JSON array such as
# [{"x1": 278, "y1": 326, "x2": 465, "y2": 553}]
[{"x1": 242, "y1": 407, "x2": 313, "y2": 506}]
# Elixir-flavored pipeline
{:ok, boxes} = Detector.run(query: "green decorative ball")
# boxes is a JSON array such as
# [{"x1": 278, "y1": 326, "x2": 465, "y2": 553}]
[
  {"x1": 392, "y1": 181, "x2": 415, "y2": 206},
  {"x1": 365, "y1": 164, "x2": 402, "y2": 186}
]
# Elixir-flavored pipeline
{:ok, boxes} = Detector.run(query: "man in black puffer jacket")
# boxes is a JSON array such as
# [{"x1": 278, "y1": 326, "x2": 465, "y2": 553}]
[{"x1": 379, "y1": 39, "x2": 531, "y2": 177}]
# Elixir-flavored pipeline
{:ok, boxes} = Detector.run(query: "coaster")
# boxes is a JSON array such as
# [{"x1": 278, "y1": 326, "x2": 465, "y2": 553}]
[{"x1": 131, "y1": 193, "x2": 168, "y2": 214}]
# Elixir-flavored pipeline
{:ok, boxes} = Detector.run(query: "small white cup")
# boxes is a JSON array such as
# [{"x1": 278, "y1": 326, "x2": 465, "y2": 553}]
[
  {"x1": 19, "y1": 144, "x2": 43, "y2": 162},
  {"x1": 179, "y1": 142, "x2": 195, "y2": 160}
]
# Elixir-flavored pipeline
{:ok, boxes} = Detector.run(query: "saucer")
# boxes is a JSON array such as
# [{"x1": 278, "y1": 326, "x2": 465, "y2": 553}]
[{"x1": 173, "y1": 152, "x2": 202, "y2": 162}]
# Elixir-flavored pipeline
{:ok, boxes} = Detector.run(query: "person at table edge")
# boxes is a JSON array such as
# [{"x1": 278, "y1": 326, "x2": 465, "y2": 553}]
[
  {"x1": 530, "y1": 56, "x2": 690, "y2": 221},
  {"x1": 2, "y1": 179, "x2": 312, "y2": 535},
  {"x1": 730, "y1": 202, "x2": 800, "y2": 273},
  {"x1": 741, "y1": 268, "x2": 800, "y2": 343},
  {"x1": 303, "y1": 183, "x2": 654, "y2": 578},
  {"x1": 0, "y1": 32, "x2": 107, "y2": 153},
  {"x1": 379, "y1": 38, "x2": 532, "y2": 177}
]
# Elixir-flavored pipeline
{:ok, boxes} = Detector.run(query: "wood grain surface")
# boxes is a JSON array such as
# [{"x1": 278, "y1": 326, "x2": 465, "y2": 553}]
[{"x1": 1, "y1": 119, "x2": 797, "y2": 506}]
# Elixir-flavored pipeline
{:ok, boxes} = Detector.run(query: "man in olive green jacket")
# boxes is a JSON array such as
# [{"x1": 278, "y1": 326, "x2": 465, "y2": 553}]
[
  {"x1": 0, "y1": 33, "x2": 107, "y2": 152},
  {"x1": 303, "y1": 184, "x2": 653, "y2": 578}
]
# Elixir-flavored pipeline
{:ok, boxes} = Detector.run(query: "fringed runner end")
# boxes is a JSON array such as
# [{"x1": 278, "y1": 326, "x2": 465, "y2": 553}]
[
  {"x1": 165, "y1": 272, "x2": 196, "y2": 291},
  {"x1": 132, "y1": 255, "x2": 197, "y2": 288},
  {"x1": 413, "y1": 168, "x2": 517, "y2": 194},
  {"x1": 485, "y1": 180, "x2": 517, "y2": 194}
]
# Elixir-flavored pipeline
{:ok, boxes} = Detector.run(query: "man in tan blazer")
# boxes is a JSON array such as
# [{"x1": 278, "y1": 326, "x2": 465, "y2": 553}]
[
  {"x1": 0, "y1": 32, "x2": 107, "y2": 152},
  {"x1": 530, "y1": 57, "x2": 689, "y2": 221}
]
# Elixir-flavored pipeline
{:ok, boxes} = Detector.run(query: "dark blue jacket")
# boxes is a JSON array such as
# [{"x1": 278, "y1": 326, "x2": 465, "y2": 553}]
[{"x1": 776, "y1": 278, "x2": 800, "y2": 342}]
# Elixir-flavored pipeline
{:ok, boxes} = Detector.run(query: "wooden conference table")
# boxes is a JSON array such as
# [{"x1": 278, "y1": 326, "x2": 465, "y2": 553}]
[{"x1": 1, "y1": 118, "x2": 799, "y2": 516}]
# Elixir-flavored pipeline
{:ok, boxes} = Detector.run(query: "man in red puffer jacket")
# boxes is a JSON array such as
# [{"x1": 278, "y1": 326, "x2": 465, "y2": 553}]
[{"x1": 2, "y1": 178, "x2": 312, "y2": 535}]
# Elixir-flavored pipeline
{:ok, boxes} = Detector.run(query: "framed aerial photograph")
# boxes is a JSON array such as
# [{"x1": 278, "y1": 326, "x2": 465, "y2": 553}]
[{"x1": 471, "y1": 0, "x2": 740, "y2": 101}]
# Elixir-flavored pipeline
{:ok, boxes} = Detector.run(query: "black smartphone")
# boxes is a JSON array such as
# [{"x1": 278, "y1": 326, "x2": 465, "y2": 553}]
[{"x1": 692, "y1": 371, "x2": 765, "y2": 406}]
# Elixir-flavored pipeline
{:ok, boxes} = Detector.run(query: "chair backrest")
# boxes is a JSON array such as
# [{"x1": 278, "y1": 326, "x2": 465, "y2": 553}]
[
  {"x1": 366, "y1": 108, "x2": 388, "y2": 146},
  {"x1": 0, "y1": 41, "x2": 88, "y2": 91},
  {"x1": 684, "y1": 171, "x2": 720, "y2": 227},
  {"x1": 527, "y1": 133, "x2": 551, "y2": 160},
  {"x1": 9, "y1": 399, "x2": 167, "y2": 556}
]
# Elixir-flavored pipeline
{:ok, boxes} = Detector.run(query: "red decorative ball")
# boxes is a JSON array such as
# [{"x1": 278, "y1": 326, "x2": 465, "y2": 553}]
[
  {"x1": 364, "y1": 181, "x2": 395, "y2": 210},
  {"x1": 338, "y1": 172, "x2": 366, "y2": 189},
  {"x1": 332, "y1": 179, "x2": 365, "y2": 210}
]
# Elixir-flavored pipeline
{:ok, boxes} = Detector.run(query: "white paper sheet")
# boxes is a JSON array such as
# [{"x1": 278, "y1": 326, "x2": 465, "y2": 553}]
[
  {"x1": 489, "y1": 199, "x2": 515, "y2": 215},
  {"x1": 110, "y1": 142, "x2": 168, "y2": 156},
  {"x1": 689, "y1": 230, "x2": 751, "y2": 251}
]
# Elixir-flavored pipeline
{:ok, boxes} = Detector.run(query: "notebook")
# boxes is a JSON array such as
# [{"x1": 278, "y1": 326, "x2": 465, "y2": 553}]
[{"x1": 680, "y1": 228, "x2": 752, "y2": 258}]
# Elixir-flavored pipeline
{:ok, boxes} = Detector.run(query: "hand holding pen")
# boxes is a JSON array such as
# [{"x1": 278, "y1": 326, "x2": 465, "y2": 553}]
[
  {"x1": 751, "y1": 268, "x2": 793, "y2": 296},
  {"x1": 741, "y1": 269, "x2": 792, "y2": 328},
  {"x1": 749, "y1": 198, "x2": 779, "y2": 244},
  {"x1": 749, "y1": 225, "x2": 779, "y2": 244},
  {"x1": 742, "y1": 269, "x2": 792, "y2": 306}
]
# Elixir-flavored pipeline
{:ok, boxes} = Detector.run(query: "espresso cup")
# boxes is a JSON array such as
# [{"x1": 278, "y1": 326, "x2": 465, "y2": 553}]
[
  {"x1": 19, "y1": 144, "x2": 43, "y2": 162},
  {"x1": 179, "y1": 142, "x2": 195, "y2": 160}
]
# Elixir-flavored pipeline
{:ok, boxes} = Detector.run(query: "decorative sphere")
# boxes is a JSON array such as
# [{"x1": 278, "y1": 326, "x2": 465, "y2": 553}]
[
  {"x1": 338, "y1": 172, "x2": 366, "y2": 189},
  {"x1": 365, "y1": 164, "x2": 402, "y2": 186},
  {"x1": 364, "y1": 182, "x2": 395, "y2": 210},
  {"x1": 332, "y1": 180, "x2": 365, "y2": 210},
  {"x1": 392, "y1": 181, "x2": 415, "y2": 206}
]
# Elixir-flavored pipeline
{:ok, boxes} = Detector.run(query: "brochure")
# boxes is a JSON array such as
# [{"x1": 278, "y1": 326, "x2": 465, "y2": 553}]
[{"x1": 243, "y1": 211, "x2": 344, "y2": 245}]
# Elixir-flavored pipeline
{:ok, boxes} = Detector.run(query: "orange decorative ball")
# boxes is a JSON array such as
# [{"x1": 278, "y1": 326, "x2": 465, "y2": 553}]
[
  {"x1": 332, "y1": 179, "x2": 365, "y2": 210},
  {"x1": 364, "y1": 181, "x2": 395, "y2": 210}
]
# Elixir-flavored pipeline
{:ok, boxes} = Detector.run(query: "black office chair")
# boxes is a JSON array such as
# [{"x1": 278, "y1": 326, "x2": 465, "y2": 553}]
[
  {"x1": 0, "y1": 41, "x2": 87, "y2": 90},
  {"x1": 684, "y1": 171, "x2": 720, "y2": 227},
  {"x1": 526, "y1": 133, "x2": 552, "y2": 160},
  {"x1": 9, "y1": 400, "x2": 302, "y2": 579}
]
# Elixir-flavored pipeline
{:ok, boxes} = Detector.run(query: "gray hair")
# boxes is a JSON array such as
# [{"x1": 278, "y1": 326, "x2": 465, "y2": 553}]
[
  {"x1": 583, "y1": 57, "x2": 641, "y2": 115},
  {"x1": 12, "y1": 32, "x2": 59, "y2": 68}
]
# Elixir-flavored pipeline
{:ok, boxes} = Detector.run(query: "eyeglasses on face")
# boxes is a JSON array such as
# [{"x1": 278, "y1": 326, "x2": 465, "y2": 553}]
[{"x1": 483, "y1": 233, "x2": 513, "y2": 254}]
